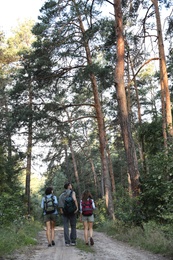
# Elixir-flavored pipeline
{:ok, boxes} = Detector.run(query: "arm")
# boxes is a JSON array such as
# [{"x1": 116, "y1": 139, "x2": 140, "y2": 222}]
[
  {"x1": 92, "y1": 199, "x2": 96, "y2": 210},
  {"x1": 72, "y1": 191, "x2": 78, "y2": 213},
  {"x1": 41, "y1": 197, "x2": 45, "y2": 209},
  {"x1": 79, "y1": 200, "x2": 82, "y2": 221}
]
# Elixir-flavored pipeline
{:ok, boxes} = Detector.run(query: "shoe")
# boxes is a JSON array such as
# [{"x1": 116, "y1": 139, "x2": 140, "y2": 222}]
[
  {"x1": 70, "y1": 242, "x2": 76, "y2": 246},
  {"x1": 65, "y1": 243, "x2": 70, "y2": 247},
  {"x1": 52, "y1": 240, "x2": 55, "y2": 246},
  {"x1": 48, "y1": 244, "x2": 52, "y2": 247},
  {"x1": 86, "y1": 243, "x2": 89, "y2": 245},
  {"x1": 90, "y1": 237, "x2": 94, "y2": 246}
]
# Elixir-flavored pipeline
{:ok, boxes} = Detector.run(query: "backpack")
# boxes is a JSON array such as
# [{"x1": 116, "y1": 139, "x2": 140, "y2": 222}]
[
  {"x1": 81, "y1": 199, "x2": 93, "y2": 216},
  {"x1": 63, "y1": 191, "x2": 77, "y2": 215},
  {"x1": 44, "y1": 195, "x2": 56, "y2": 215}
]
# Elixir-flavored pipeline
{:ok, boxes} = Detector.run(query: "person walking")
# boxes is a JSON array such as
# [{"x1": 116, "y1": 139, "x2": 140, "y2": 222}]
[
  {"x1": 41, "y1": 187, "x2": 58, "y2": 247},
  {"x1": 80, "y1": 190, "x2": 95, "y2": 246},
  {"x1": 59, "y1": 182, "x2": 78, "y2": 246}
]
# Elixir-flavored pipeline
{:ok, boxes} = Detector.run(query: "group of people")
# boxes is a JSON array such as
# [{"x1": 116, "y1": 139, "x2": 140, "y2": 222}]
[{"x1": 41, "y1": 182, "x2": 95, "y2": 247}]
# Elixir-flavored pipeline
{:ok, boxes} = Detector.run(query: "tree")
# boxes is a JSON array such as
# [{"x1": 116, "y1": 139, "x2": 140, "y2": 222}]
[
  {"x1": 31, "y1": 0, "x2": 115, "y2": 218},
  {"x1": 151, "y1": 0, "x2": 173, "y2": 148},
  {"x1": 113, "y1": 0, "x2": 140, "y2": 196}
]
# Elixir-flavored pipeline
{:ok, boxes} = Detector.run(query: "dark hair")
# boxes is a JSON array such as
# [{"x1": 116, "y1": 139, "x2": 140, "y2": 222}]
[
  {"x1": 45, "y1": 187, "x2": 53, "y2": 195},
  {"x1": 64, "y1": 182, "x2": 71, "y2": 189},
  {"x1": 82, "y1": 190, "x2": 93, "y2": 201}
]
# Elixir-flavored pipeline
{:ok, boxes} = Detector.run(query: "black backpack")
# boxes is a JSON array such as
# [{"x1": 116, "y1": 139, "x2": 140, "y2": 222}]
[
  {"x1": 44, "y1": 195, "x2": 56, "y2": 214},
  {"x1": 63, "y1": 191, "x2": 77, "y2": 215}
]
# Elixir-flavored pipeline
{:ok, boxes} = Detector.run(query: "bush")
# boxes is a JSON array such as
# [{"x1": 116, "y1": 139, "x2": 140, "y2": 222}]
[
  {"x1": 0, "y1": 220, "x2": 42, "y2": 257},
  {"x1": 0, "y1": 192, "x2": 26, "y2": 226}
]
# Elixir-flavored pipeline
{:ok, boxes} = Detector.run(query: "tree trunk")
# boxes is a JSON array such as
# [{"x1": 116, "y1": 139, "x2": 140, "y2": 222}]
[
  {"x1": 151, "y1": 0, "x2": 173, "y2": 143},
  {"x1": 128, "y1": 53, "x2": 147, "y2": 174},
  {"x1": 25, "y1": 83, "x2": 32, "y2": 215},
  {"x1": 69, "y1": 139, "x2": 82, "y2": 199},
  {"x1": 76, "y1": 5, "x2": 115, "y2": 219},
  {"x1": 114, "y1": 0, "x2": 140, "y2": 196}
]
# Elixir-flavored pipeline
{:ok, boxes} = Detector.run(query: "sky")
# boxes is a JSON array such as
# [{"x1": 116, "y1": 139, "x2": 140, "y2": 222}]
[{"x1": 0, "y1": 0, "x2": 45, "y2": 35}]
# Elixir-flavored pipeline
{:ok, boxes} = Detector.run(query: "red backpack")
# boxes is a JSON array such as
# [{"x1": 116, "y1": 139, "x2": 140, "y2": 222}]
[{"x1": 81, "y1": 199, "x2": 93, "y2": 216}]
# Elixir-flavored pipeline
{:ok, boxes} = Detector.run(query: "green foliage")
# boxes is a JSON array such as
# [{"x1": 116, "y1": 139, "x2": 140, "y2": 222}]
[
  {"x1": 113, "y1": 187, "x2": 144, "y2": 226},
  {"x1": 0, "y1": 220, "x2": 42, "y2": 257},
  {"x1": 0, "y1": 192, "x2": 26, "y2": 226},
  {"x1": 138, "y1": 119, "x2": 163, "y2": 155},
  {"x1": 93, "y1": 198, "x2": 108, "y2": 227}
]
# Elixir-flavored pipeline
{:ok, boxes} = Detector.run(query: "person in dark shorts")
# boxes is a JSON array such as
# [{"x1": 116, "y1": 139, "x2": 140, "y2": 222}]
[{"x1": 41, "y1": 187, "x2": 58, "y2": 247}]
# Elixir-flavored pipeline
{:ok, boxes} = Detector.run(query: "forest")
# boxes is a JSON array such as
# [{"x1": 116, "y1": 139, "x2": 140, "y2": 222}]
[{"x1": 0, "y1": 0, "x2": 173, "y2": 257}]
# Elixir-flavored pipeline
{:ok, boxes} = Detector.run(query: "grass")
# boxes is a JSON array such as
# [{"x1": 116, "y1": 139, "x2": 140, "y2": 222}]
[
  {"x1": 0, "y1": 220, "x2": 42, "y2": 257},
  {"x1": 76, "y1": 238, "x2": 95, "y2": 253},
  {"x1": 96, "y1": 220, "x2": 173, "y2": 258}
]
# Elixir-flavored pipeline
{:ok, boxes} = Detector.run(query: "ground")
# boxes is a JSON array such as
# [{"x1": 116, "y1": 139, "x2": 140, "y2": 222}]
[{"x1": 3, "y1": 227, "x2": 172, "y2": 260}]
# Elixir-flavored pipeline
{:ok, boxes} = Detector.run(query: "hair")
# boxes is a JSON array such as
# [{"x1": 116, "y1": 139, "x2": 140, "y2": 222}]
[
  {"x1": 82, "y1": 190, "x2": 93, "y2": 201},
  {"x1": 64, "y1": 182, "x2": 71, "y2": 189},
  {"x1": 45, "y1": 187, "x2": 53, "y2": 195}
]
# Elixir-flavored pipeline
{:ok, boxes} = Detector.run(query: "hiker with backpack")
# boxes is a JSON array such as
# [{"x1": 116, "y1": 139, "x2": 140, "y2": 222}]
[
  {"x1": 80, "y1": 190, "x2": 95, "y2": 246},
  {"x1": 41, "y1": 187, "x2": 58, "y2": 247},
  {"x1": 58, "y1": 182, "x2": 78, "y2": 246}
]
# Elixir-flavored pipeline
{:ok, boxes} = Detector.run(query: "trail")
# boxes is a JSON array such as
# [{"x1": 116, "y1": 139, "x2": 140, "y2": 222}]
[{"x1": 4, "y1": 227, "x2": 172, "y2": 260}]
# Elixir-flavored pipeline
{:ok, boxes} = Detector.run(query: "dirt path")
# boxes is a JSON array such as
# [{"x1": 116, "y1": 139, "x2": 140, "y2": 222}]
[{"x1": 5, "y1": 227, "x2": 172, "y2": 260}]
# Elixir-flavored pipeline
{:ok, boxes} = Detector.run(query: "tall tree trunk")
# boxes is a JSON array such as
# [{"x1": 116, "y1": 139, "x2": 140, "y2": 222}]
[
  {"x1": 25, "y1": 83, "x2": 32, "y2": 215},
  {"x1": 76, "y1": 138, "x2": 98, "y2": 196},
  {"x1": 69, "y1": 139, "x2": 81, "y2": 199},
  {"x1": 151, "y1": 0, "x2": 173, "y2": 144},
  {"x1": 75, "y1": 4, "x2": 115, "y2": 219},
  {"x1": 114, "y1": 0, "x2": 140, "y2": 196},
  {"x1": 128, "y1": 53, "x2": 147, "y2": 174}
]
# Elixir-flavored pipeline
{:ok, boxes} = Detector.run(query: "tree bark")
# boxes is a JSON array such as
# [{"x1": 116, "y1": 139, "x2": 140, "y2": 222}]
[
  {"x1": 114, "y1": 0, "x2": 140, "y2": 196},
  {"x1": 25, "y1": 82, "x2": 32, "y2": 215},
  {"x1": 151, "y1": 0, "x2": 173, "y2": 143}
]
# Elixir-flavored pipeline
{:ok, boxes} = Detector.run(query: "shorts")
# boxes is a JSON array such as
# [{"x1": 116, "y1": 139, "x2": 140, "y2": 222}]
[
  {"x1": 43, "y1": 213, "x2": 57, "y2": 223},
  {"x1": 82, "y1": 214, "x2": 94, "y2": 222}
]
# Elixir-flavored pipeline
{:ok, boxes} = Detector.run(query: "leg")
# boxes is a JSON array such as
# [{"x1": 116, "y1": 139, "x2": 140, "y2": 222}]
[
  {"x1": 45, "y1": 221, "x2": 52, "y2": 245},
  {"x1": 88, "y1": 222, "x2": 93, "y2": 238},
  {"x1": 70, "y1": 214, "x2": 77, "y2": 244},
  {"x1": 83, "y1": 221, "x2": 89, "y2": 244},
  {"x1": 88, "y1": 222, "x2": 94, "y2": 245},
  {"x1": 63, "y1": 215, "x2": 70, "y2": 245},
  {"x1": 50, "y1": 220, "x2": 55, "y2": 244}
]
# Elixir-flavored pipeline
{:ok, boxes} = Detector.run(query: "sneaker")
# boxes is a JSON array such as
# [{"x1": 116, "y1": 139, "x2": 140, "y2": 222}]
[
  {"x1": 70, "y1": 242, "x2": 76, "y2": 246},
  {"x1": 52, "y1": 240, "x2": 55, "y2": 246},
  {"x1": 90, "y1": 237, "x2": 94, "y2": 246},
  {"x1": 65, "y1": 243, "x2": 70, "y2": 247},
  {"x1": 48, "y1": 244, "x2": 52, "y2": 247}
]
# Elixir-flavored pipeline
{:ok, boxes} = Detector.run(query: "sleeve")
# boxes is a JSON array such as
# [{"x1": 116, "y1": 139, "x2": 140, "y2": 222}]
[
  {"x1": 54, "y1": 195, "x2": 58, "y2": 206},
  {"x1": 58, "y1": 194, "x2": 64, "y2": 208},
  {"x1": 80, "y1": 200, "x2": 82, "y2": 213},
  {"x1": 41, "y1": 197, "x2": 45, "y2": 209},
  {"x1": 92, "y1": 199, "x2": 96, "y2": 210}
]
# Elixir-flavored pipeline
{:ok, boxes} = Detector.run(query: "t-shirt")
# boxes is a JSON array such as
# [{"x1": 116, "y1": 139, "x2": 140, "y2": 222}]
[{"x1": 58, "y1": 189, "x2": 76, "y2": 208}]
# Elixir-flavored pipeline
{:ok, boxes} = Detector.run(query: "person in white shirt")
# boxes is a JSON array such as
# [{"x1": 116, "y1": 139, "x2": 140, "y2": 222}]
[{"x1": 80, "y1": 190, "x2": 95, "y2": 246}]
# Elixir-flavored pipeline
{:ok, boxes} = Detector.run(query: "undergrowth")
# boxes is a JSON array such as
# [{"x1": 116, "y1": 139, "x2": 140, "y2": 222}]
[
  {"x1": 76, "y1": 238, "x2": 95, "y2": 253},
  {"x1": 0, "y1": 220, "x2": 42, "y2": 257},
  {"x1": 96, "y1": 220, "x2": 173, "y2": 257}
]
